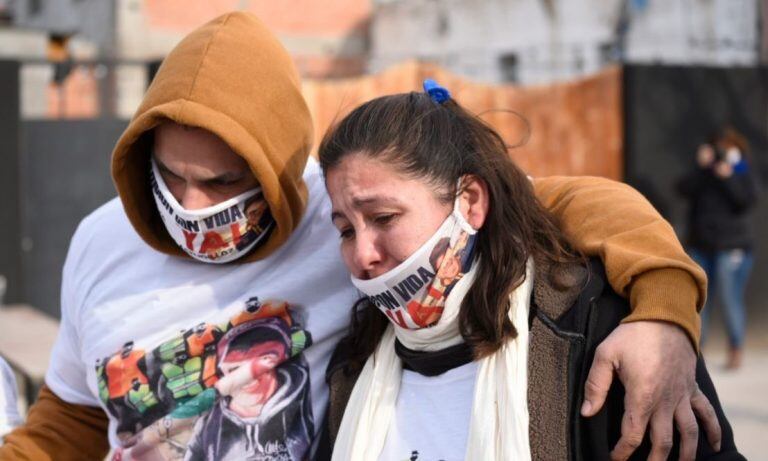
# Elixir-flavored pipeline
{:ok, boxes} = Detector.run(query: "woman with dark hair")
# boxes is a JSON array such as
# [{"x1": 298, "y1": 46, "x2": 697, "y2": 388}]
[
  {"x1": 316, "y1": 83, "x2": 743, "y2": 460},
  {"x1": 677, "y1": 127, "x2": 761, "y2": 369}
]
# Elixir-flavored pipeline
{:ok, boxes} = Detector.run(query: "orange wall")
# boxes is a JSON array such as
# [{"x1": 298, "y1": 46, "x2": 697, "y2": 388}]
[{"x1": 303, "y1": 62, "x2": 623, "y2": 179}]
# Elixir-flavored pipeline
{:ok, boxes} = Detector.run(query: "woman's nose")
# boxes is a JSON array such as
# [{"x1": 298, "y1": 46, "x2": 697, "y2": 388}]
[{"x1": 352, "y1": 231, "x2": 383, "y2": 277}]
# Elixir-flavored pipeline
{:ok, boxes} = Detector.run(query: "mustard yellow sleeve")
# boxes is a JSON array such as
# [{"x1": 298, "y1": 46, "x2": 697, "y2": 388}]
[
  {"x1": 0, "y1": 385, "x2": 110, "y2": 461},
  {"x1": 532, "y1": 176, "x2": 706, "y2": 348}
]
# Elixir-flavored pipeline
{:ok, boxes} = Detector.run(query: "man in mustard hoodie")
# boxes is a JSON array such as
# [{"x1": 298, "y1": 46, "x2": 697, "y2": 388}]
[{"x1": 0, "y1": 12, "x2": 731, "y2": 461}]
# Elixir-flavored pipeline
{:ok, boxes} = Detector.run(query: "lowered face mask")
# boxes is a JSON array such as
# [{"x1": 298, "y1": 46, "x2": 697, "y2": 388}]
[
  {"x1": 149, "y1": 157, "x2": 275, "y2": 263},
  {"x1": 351, "y1": 196, "x2": 477, "y2": 329}
]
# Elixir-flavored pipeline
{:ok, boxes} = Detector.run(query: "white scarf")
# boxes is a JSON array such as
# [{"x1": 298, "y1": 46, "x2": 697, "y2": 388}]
[{"x1": 332, "y1": 259, "x2": 533, "y2": 461}]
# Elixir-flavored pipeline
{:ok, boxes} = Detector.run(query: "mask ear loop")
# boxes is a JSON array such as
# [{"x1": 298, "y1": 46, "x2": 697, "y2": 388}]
[{"x1": 453, "y1": 176, "x2": 478, "y2": 235}]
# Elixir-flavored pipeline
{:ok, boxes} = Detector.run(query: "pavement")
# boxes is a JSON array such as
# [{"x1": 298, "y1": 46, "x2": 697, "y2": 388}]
[{"x1": 701, "y1": 312, "x2": 768, "y2": 461}]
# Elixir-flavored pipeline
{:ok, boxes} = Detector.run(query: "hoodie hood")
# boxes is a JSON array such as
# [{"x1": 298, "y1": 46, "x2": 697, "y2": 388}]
[{"x1": 111, "y1": 12, "x2": 312, "y2": 262}]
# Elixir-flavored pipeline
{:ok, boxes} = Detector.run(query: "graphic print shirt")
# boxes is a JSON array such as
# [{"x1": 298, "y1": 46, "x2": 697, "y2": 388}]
[{"x1": 45, "y1": 160, "x2": 358, "y2": 460}]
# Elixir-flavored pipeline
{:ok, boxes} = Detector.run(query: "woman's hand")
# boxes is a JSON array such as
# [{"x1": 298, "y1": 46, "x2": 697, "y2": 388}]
[
  {"x1": 713, "y1": 161, "x2": 734, "y2": 178},
  {"x1": 581, "y1": 321, "x2": 722, "y2": 461}
]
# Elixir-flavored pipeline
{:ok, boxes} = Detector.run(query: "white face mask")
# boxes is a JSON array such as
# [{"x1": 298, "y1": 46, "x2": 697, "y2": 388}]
[
  {"x1": 725, "y1": 147, "x2": 742, "y2": 165},
  {"x1": 351, "y1": 196, "x2": 478, "y2": 329},
  {"x1": 149, "y1": 158, "x2": 275, "y2": 263}
]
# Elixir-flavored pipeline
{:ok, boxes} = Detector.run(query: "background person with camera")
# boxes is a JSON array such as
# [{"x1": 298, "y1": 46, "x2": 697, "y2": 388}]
[{"x1": 677, "y1": 127, "x2": 762, "y2": 369}]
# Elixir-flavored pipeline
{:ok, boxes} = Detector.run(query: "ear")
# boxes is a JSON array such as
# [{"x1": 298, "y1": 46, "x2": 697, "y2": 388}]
[{"x1": 457, "y1": 174, "x2": 489, "y2": 230}]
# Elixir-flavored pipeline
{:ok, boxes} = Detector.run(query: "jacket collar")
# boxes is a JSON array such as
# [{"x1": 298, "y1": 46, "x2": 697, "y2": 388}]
[
  {"x1": 531, "y1": 256, "x2": 588, "y2": 320},
  {"x1": 528, "y1": 257, "x2": 608, "y2": 461}
]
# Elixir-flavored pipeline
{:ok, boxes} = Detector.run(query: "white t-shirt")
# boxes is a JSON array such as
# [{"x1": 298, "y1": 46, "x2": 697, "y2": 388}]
[
  {"x1": 45, "y1": 158, "x2": 359, "y2": 460},
  {"x1": 0, "y1": 357, "x2": 22, "y2": 443},
  {"x1": 379, "y1": 361, "x2": 478, "y2": 461}
]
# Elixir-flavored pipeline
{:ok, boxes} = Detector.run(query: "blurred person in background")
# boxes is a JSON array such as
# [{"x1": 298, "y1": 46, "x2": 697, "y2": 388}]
[
  {"x1": 0, "y1": 358, "x2": 22, "y2": 445},
  {"x1": 677, "y1": 127, "x2": 762, "y2": 369}
]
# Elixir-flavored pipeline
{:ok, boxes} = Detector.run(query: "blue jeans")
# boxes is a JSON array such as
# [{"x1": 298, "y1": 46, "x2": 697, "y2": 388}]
[{"x1": 690, "y1": 249, "x2": 754, "y2": 349}]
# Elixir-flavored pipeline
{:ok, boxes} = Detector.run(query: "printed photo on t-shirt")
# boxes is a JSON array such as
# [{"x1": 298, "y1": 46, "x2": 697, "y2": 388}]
[{"x1": 96, "y1": 296, "x2": 313, "y2": 460}]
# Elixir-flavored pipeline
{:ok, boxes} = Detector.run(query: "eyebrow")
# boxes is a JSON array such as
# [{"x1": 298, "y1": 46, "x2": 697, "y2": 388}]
[
  {"x1": 330, "y1": 211, "x2": 345, "y2": 223},
  {"x1": 154, "y1": 159, "x2": 180, "y2": 178},
  {"x1": 155, "y1": 157, "x2": 248, "y2": 184},
  {"x1": 330, "y1": 195, "x2": 402, "y2": 223}
]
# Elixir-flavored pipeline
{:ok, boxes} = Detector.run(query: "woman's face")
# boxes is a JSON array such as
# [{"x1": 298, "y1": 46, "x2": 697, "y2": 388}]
[{"x1": 326, "y1": 154, "x2": 453, "y2": 280}]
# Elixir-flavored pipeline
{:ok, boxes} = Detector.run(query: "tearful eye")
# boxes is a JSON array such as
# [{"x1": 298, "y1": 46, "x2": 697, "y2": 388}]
[
  {"x1": 209, "y1": 178, "x2": 243, "y2": 188},
  {"x1": 164, "y1": 174, "x2": 184, "y2": 186},
  {"x1": 374, "y1": 214, "x2": 397, "y2": 226},
  {"x1": 338, "y1": 228, "x2": 354, "y2": 240}
]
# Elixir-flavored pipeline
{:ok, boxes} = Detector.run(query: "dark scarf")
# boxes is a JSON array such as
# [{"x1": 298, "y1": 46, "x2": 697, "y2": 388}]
[{"x1": 394, "y1": 338, "x2": 474, "y2": 377}]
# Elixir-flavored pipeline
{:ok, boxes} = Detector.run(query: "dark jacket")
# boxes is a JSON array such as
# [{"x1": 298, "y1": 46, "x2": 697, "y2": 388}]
[
  {"x1": 677, "y1": 166, "x2": 760, "y2": 252},
  {"x1": 318, "y1": 259, "x2": 744, "y2": 461}
]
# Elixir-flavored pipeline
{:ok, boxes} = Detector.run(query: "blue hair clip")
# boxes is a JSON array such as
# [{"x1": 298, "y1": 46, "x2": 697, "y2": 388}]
[{"x1": 423, "y1": 79, "x2": 451, "y2": 104}]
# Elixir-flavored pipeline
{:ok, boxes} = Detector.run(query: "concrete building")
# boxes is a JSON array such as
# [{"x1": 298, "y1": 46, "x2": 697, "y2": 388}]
[
  {"x1": 115, "y1": 0, "x2": 371, "y2": 78},
  {"x1": 3, "y1": 0, "x2": 763, "y2": 116},
  {"x1": 2, "y1": 0, "x2": 372, "y2": 118},
  {"x1": 9, "y1": 0, "x2": 114, "y2": 56},
  {"x1": 5, "y1": 0, "x2": 371, "y2": 75},
  {"x1": 370, "y1": 0, "x2": 762, "y2": 84}
]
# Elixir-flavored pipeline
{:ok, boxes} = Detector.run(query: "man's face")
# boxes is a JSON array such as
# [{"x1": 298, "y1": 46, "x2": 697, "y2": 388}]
[
  {"x1": 327, "y1": 154, "x2": 453, "y2": 280},
  {"x1": 153, "y1": 123, "x2": 258, "y2": 210}
]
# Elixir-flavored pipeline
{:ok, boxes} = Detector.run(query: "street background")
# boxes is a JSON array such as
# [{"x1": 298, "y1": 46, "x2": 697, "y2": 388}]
[
  {"x1": 703, "y1": 308, "x2": 768, "y2": 460},
  {"x1": 0, "y1": 1, "x2": 766, "y2": 458}
]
